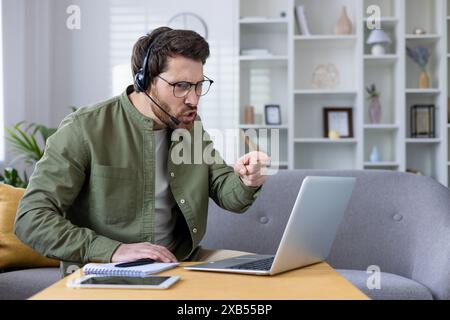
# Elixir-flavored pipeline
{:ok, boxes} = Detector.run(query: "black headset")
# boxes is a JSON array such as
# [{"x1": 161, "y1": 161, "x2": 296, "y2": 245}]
[
  {"x1": 134, "y1": 31, "x2": 180, "y2": 126},
  {"x1": 134, "y1": 34, "x2": 161, "y2": 93}
]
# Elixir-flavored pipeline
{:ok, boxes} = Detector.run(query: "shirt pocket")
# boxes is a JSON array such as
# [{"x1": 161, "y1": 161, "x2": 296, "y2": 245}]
[{"x1": 90, "y1": 165, "x2": 137, "y2": 225}]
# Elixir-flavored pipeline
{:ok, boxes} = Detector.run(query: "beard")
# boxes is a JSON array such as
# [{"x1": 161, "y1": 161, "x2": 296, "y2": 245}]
[
  {"x1": 150, "y1": 93, "x2": 196, "y2": 131},
  {"x1": 152, "y1": 102, "x2": 195, "y2": 131}
]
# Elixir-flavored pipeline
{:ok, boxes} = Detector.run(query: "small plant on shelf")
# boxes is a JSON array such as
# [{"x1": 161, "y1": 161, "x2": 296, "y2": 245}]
[
  {"x1": 406, "y1": 45, "x2": 431, "y2": 88},
  {"x1": 366, "y1": 84, "x2": 381, "y2": 124},
  {"x1": 366, "y1": 84, "x2": 380, "y2": 99}
]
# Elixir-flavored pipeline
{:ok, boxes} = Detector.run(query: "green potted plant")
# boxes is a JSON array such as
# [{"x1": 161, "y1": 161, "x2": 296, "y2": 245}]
[
  {"x1": 1, "y1": 107, "x2": 78, "y2": 188},
  {"x1": 1, "y1": 122, "x2": 57, "y2": 188},
  {"x1": 0, "y1": 168, "x2": 28, "y2": 188}
]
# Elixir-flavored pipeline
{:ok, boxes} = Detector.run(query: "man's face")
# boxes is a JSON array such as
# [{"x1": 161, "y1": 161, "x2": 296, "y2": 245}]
[{"x1": 149, "y1": 55, "x2": 204, "y2": 130}]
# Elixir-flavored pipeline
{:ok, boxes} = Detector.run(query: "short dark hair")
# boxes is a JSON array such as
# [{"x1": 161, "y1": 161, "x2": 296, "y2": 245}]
[{"x1": 131, "y1": 27, "x2": 210, "y2": 91}]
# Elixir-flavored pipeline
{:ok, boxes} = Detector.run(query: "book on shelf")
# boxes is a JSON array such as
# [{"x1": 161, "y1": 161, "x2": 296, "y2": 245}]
[{"x1": 295, "y1": 5, "x2": 311, "y2": 36}]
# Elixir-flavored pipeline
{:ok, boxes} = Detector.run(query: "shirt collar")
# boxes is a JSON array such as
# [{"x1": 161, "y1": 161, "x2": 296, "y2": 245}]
[
  {"x1": 121, "y1": 85, "x2": 155, "y2": 130},
  {"x1": 121, "y1": 86, "x2": 179, "y2": 144}
]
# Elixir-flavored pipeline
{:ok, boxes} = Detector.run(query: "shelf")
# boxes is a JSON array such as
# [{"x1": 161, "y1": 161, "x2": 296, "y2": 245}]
[
  {"x1": 364, "y1": 54, "x2": 398, "y2": 60},
  {"x1": 364, "y1": 54, "x2": 398, "y2": 66},
  {"x1": 363, "y1": 17, "x2": 398, "y2": 27},
  {"x1": 294, "y1": 35, "x2": 357, "y2": 41},
  {"x1": 239, "y1": 17, "x2": 288, "y2": 24},
  {"x1": 239, "y1": 55, "x2": 288, "y2": 61},
  {"x1": 405, "y1": 33, "x2": 441, "y2": 40},
  {"x1": 239, "y1": 124, "x2": 289, "y2": 129},
  {"x1": 405, "y1": 88, "x2": 441, "y2": 95},
  {"x1": 405, "y1": 34, "x2": 441, "y2": 40},
  {"x1": 294, "y1": 138, "x2": 357, "y2": 144},
  {"x1": 364, "y1": 124, "x2": 399, "y2": 131},
  {"x1": 364, "y1": 162, "x2": 400, "y2": 167},
  {"x1": 294, "y1": 89, "x2": 357, "y2": 95},
  {"x1": 405, "y1": 138, "x2": 441, "y2": 143},
  {"x1": 239, "y1": 55, "x2": 288, "y2": 68}
]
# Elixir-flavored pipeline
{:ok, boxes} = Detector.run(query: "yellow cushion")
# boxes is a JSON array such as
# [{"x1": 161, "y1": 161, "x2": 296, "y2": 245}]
[{"x1": 0, "y1": 184, "x2": 59, "y2": 270}]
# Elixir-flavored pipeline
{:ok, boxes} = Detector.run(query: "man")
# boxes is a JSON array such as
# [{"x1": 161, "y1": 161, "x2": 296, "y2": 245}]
[{"x1": 14, "y1": 27, "x2": 269, "y2": 272}]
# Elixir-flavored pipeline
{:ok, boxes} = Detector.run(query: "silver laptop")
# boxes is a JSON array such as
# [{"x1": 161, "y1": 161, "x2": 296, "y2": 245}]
[{"x1": 184, "y1": 176, "x2": 356, "y2": 275}]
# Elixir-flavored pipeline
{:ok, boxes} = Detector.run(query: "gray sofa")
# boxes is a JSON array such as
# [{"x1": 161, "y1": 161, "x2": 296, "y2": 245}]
[{"x1": 1, "y1": 170, "x2": 449, "y2": 300}]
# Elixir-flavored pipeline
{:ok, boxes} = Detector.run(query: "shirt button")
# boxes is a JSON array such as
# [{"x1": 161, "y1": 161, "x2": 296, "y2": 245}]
[
  {"x1": 170, "y1": 172, "x2": 175, "y2": 178},
  {"x1": 180, "y1": 199, "x2": 185, "y2": 204},
  {"x1": 192, "y1": 228, "x2": 198, "y2": 234}
]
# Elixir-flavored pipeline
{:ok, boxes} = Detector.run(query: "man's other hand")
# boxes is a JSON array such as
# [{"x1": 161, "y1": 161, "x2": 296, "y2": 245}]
[
  {"x1": 234, "y1": 151, "x2": 270, "y2": 188},
  {"x1": 111, "y1": 242, "x2": 177, "y2": 263}
]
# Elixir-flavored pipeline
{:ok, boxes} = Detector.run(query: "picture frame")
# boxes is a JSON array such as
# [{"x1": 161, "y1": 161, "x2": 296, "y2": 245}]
[
  {"x1": 265, "y1": 104, "x2": 282, "y2": 125},
  {"x1": 323, "y1": 107, "x2": 353, "y2": 138},
  {"x1": 411, "y1": 104, "x2": 435, "y2": 138}
]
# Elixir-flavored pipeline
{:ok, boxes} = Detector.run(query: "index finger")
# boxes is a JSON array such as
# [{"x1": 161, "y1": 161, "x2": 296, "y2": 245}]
[{"x1": 244, "y1": 151, "x2": 271, "y2": 165}]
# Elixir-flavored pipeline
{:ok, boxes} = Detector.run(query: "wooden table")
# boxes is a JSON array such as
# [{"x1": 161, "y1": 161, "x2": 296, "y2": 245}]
[{"x1": 31, "y1": 262, "x2": 368, "y2": 300}]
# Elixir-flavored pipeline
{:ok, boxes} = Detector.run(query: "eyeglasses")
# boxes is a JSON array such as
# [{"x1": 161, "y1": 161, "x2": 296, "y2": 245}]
[{"x1": 157, "y1": 75, "x2": 214, "y2": 98}]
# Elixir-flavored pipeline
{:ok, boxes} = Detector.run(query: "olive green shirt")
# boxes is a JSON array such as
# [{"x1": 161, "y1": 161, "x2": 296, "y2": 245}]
[{"x1": 14, "y1": 86, "x2": 261, "y2": 265}]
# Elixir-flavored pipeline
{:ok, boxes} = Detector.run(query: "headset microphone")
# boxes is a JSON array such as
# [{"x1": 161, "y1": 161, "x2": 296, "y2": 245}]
[
  {"x1": 134, "y1": 31, "x2": 180, "y2": 126},
  {"x1": 142, "y1": 90, "x2": 180, "y2": 126}
]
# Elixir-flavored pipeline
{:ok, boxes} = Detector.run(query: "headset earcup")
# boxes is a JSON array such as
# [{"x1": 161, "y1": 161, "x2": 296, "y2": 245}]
[
  {"x1": 134, "y1": 69, "x2": 145, "y2": 93},
  {"x1": 135, "y1": 34, "x2": 160, "y2": 93}
]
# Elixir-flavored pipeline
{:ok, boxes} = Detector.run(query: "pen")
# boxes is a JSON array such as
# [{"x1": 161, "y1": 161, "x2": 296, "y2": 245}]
[
  {"x1": 239, "y1": 129, "x2": 259, "y2": 152},
  {"x1": 239, "y1": 129, "x2": 271, "y2": 172},
  {"x1": 115, "y1": 258, "x2": 155, "y2": 268}
]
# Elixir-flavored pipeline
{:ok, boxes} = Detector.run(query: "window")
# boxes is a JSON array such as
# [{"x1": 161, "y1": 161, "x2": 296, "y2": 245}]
[
  {"x1": 109, "y1": 0, "x2": 236, "y2": 132},
  {"x1": 109, "y1": 0, "x2": 236, "y2": 162}
]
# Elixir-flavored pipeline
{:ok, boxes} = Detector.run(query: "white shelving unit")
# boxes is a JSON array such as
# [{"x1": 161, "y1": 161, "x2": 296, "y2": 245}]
[
  {"x1": 237, "y1": 0, "x2": 291, "y2": 169},
  {"x1": 236, "y1": 0, "x2": 450, "y2": 187}
]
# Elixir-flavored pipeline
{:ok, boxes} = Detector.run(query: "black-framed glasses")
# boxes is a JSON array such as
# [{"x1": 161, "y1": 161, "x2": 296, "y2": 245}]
[{"x1": 157, "y1": 75, "x2": 214, "y2": 98}]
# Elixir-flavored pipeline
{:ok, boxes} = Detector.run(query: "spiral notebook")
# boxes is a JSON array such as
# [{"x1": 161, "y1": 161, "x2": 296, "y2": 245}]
[{"x1": 82, "y1": 261, "x2": 179, "y2": 277}]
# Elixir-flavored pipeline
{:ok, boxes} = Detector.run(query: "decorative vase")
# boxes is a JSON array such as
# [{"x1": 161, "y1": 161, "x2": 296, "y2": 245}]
[
  {"x1": 419, "y1": 70, "x2": 430, "y2": 89},
  {"x1": 334, "y1": 6, "x2": 352, "y2": 35},
  {"x1": 312, "y1": 63, "x2": 340, "y2": 89},
  {"x1": 371, "y1": 44, "x2": 386, "y2": 56},
  {"x1": 244, "y1": 105, "x2": 255, "y2": 124},
  {"x1": 368, "y1": 96, "x2": 382, "y2": 124},
  {"x1": 370, "y1": 146, "x2": 381, "y2": 163}
]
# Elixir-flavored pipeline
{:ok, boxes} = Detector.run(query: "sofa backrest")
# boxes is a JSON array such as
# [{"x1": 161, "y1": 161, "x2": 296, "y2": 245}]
[{"x1": 201, "y1": 170, "x2": 450, "y2": 300}]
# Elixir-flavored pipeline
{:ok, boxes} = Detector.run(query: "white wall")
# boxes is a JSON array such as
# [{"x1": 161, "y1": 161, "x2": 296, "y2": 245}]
[
  {"x1": 2, "y1": 0, "x2": 28, "y2": 166},
  {"x1": 1, "y1": 0, "x2": 238, "y2": 165}
]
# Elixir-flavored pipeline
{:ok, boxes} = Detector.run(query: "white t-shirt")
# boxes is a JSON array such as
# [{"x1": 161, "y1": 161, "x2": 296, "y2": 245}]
[{"x1": 154, "y1": 129, "x2": 177, "y2": 249}]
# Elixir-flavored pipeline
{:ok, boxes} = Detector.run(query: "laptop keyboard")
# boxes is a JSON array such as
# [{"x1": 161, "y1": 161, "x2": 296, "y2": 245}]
[{"x1": 228, "y1": 257, "x2": 275, "y2": 271}]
